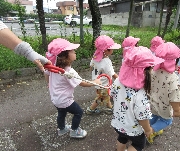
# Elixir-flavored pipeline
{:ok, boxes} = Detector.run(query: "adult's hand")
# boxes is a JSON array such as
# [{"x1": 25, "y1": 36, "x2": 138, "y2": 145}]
[{"x1": 34, "y1": 59, "x2": 51, "y2": 72}]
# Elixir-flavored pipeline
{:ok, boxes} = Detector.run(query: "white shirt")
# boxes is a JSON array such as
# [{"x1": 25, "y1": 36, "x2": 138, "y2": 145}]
[
  {"x1": 0, "y1": 21, "x2": 8, "y2": 30},
  {"x1": 90, "y1": 57, "x2": 115, "y2": 89},
  {"x1": 110, "y1": 79, "x2": 152, "y2": 136},
  {"x1": 45, "y1": 67, "x2": 82, "y2": 108}
]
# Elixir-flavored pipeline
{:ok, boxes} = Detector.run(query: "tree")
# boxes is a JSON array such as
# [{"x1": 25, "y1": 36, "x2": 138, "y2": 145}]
[
  {"x1": 126, "y1": 0, "x2": 134, "y2": 37},
  {"x1": 36, "y1": 0, "x2": 47, "y2": 51},
  {"x1": 88, "y1": 0, "x2": 102, "y2": 48},
  {"x1": 76, "y1": 0, "x2": 84, "y2": 44},
  {"x1": 157, "y1": 0, "x2": 165, "y2": 36},
  {"x1": 0, "y1": 0, "x2": 19, "y2": 16},
  {"x1": 162, "y1": 0, "x2": 177, "y2": 38}
]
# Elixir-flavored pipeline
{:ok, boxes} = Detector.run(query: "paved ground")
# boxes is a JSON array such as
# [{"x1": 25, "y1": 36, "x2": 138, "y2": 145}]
[{"x1": 0, "y1": 62, "x2": 180, "y2": 151}]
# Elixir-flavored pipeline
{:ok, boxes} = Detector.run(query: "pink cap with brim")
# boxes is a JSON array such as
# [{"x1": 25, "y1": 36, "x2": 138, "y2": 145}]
[
  {"x1": 122, "y1": 36, "x2": 140, "y2": 57},
  {"x1": 150, "y1": 36, "x2": 165, "y2": 52},
  {"x1": 119, "y1": 46, "x2": 164, "y2": 89},
  {"x1": 93, "y1": 35, "x2": 121, "y2": 62},
  {"x1": 153, "y1": 42, "x2": 180, "y2": 73},
  {"x1": 46, "y1": 38, "x2": 80, "y2": 65}
]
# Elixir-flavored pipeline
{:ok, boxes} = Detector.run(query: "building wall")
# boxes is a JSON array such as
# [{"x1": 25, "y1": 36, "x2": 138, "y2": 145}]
[
  {"x1": 7, "y1": 0, "x2": 33, "y2": 14},
  {"x1": 94, "y1": 11, "x2": 171, "y2": 27},
  {"x1": 115, "y1": 1, "x2": 131, "y2": 13},
  {"x1": 24, "y1": 5, "x2": 33, "y2": 14}
]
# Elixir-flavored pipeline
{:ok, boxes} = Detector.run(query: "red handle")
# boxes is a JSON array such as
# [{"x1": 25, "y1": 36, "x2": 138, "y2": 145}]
[
  {"x1": 44, "y1": 64, "x2": 65, "y2": 74},
  {"x1": 97, "y1": 74, "x2": 112, "y2": 95}
]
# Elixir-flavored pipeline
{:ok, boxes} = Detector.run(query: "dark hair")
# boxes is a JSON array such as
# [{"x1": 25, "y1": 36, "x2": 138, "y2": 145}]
[
  {"x1": 176, "y1": 58, "x2": 179, "y2": 65},
  {"x1": 56, "y1": 51, "x2": 71, "y2": 69},
  {"x1": 144, "y1": 66, "x2": 152, "y2": 95}
]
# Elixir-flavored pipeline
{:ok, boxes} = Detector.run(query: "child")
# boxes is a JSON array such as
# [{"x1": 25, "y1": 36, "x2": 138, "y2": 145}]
[
  {"x1": 110, "y1": 46, "x2": 164, "y2": 151},
  {"x1": 44, "y1": 38, "x2": 101, "y2": 138},
  {"x1": 148, "y1": 42, "x2": 180, "y2": 143},
  {"x1": 122, "y1": 36, "x2": 140, "y2": 59},
  {"x1": 150, "y1": 36, "x2": 165, "y2": 54},
  {"x1": 85, "y1": 35, "x2": 121, "y2": 115}
]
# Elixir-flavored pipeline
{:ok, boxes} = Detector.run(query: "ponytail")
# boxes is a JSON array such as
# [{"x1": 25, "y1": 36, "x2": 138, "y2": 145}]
[{"x1": 144, "y1": 67, "x2": 152, "y2": 95}]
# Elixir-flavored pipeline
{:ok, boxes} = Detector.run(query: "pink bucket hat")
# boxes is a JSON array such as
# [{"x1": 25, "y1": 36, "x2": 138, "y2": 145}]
[
  {"x1": 122, "y1": 36, "x2": 140, "y2": 57},
  {"x1": 153, "y1": 42, "x2": 180, "y2": 73},
  {"x1": 150, "y1": 36, "x2": 165, "y2": 52},
  {"x1": 46, "y1": 38, "x2": 80, "y2": 65},
  {"x1": 119, "y1": 46, "x2": 164, "y2": 89},
  {"x1": 93, "y1": 35, "x2": 121, "y2": 62}
]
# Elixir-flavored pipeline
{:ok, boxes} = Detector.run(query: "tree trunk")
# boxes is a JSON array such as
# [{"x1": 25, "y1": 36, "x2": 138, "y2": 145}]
[
  {"x1": 88, "y1": 0, "x2": 102, "y2": 49},
  {"x1": 79, "y1": 0, "x2": 84, "y2": 44},
  {"x1": 126, "y1": 0, "x2": 134, "y2": 37},
  {"x1": 162, "y1": 0, "x2": 174, "y2": 38},
  {"x1": 173, "y1": 0, "x2": 180, "y2": 29},
  {"x1": 36, "y1": 0, "x2": 47, "y2": 51},
  {"x1": 157, "y1": 0, "x2": 165, "y2": 36}
]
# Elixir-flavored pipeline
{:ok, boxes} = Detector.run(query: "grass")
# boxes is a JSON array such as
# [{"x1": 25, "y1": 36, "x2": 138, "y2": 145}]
[{"x1": 0, "y1": 25, "x2": 179, "y2": 72}]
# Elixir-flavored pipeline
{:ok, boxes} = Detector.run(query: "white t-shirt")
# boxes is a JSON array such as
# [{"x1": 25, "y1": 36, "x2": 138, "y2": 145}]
[
  {"x1": 45, "y1": 67, "x2": 82, "y2": 108},
  {"x1": 110, "y1": 79, "x2": 152, "y2": 136},
  {"x1": 90, "y1": 57, "x2": 115, "y2": 89},
  {"x1": 0, "y1": 21, "x2": 8, "y2": 30}
]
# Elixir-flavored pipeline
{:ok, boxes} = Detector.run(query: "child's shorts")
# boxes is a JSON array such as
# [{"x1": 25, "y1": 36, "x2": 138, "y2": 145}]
[{"x1": 114, "y1": 128, "x2": 146, "y2": 151}]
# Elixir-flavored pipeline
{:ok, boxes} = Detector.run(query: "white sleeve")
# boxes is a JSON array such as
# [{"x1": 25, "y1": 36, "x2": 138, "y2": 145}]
[
  {"x1": 0, "y1": 21, "x2": 8, "y2": 30},
  {"x1": 14, "y1": 41, "x2": 48, "y2": 64}
]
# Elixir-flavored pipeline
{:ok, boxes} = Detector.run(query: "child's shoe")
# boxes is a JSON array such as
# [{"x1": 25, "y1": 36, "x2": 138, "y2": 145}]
[
  {"x1": 85, "y1": 107, "x2": 101, "y2": 115},
  {"x1": 154, "y1": 129, "x2": 163, "y2": 136},
  {"x1": 57, "y1": 125, "x2": 71, "y2": 136},
  {"x1": 70, "y1": 127, "x2": 87, "y2": 138},
  {"x1": 147, "y1": 133, "x2": 156, "y2": 144},
  {"x1": 104, "y1": 106, "x2": 113, "y2": 114}
]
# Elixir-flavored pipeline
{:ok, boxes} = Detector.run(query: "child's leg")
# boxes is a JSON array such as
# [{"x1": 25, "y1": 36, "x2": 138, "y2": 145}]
[
  {"x1": 56, "y1": 107, "x2": 67, "y2": 130},
  {"x1": 66, "y1": 102, "x2": 83, "y2": 130},
  {"x1": 86, "y1": 89, "x2": 101, "y2": 114},
  {"x1": 117, "y1": 140, "x2": 126, "y2": 151},
  {"x1": 90, "y1": 100, "x2": 99, "y2": 110}
]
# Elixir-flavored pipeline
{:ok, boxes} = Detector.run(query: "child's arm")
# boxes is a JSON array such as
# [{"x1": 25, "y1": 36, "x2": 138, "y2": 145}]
[
  {"x1": 138, "y1": 119, "x2": 153, "y2": 138},
  {"x1": 170, "y1": 102, "x2": 180, "y2": 117},
  {"x1": 112, "y1": 73, "x2": 118, "y2": 79},
  {"x1": 79, "y1": 78, "x2": 101, "y2": 87},
  {"x1": 44, "y1": 73, "x2": 49, "y2": 83}
]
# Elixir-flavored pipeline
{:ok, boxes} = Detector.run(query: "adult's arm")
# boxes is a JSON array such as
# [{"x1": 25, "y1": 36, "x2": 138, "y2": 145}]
[{"x1": 0, "y1": 21, "x2": 51, "y2": 71}]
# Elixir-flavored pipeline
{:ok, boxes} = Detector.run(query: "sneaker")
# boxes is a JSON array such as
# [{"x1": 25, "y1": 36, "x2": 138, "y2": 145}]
[
  {"x1": 154, "y1": 129, "x2": 163, "y2": 136},
  {"x1": 85, "y1": 107, "x2": 101, "y2": 115},
  {"x1": 146, "y1": 133, "x2": 156, "y2": 144},
  {"x1": 70, "y1": 127, "x2": 87, "y2": 138},
  {"x1": 57, "y1": 125, "x2": 71, "y2": 136},
  {"x1": 104, "y1": 107, "x2": 113, "y2": 115}
]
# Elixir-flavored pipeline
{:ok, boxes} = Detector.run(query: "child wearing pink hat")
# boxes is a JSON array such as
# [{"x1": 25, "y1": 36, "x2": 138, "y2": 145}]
[
  {"x1": 86, "y1": 35, "x2": 121, "y2": 115},
  {"x1": 150, "y1": 36, "x2": 165, "y2": 53},
  {"x1": 148, "y1": 42, "x2": 180, "y2": 143},
  {"x1": 122, "y1": 36, "x2": 140, "y2": 59},
  {"x1": 110, "y1": 46, "x2": 164, "y2": 151},
  {"x1": 44, "y1": 38, "x2": 101, "y2": 138}
]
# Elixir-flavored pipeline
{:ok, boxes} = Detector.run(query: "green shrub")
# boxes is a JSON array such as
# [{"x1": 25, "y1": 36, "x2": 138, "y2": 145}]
[{"x1": 0, "y1": 26, "x2": 179, "y2": 72}]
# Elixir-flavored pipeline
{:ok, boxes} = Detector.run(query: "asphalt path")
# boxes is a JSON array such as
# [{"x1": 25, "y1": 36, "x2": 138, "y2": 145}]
[{"x1": 0, "y1": 64, "x2": 180, "y2": 151}]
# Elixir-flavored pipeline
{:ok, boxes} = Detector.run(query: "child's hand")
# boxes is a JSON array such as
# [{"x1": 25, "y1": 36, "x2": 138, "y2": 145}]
[
  {"x1": 145, "y1": 127, "x2": 153, "y2": 138},
  {"x1": 93, "y1": 79, "x2": 101, "y2": 85}
]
